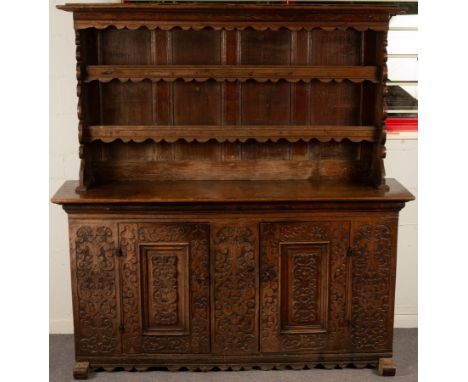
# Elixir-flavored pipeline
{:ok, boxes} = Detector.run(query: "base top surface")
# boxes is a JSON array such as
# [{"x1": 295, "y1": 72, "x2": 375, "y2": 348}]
[{"x1": 52, "y1": 179, "x2": 414, "y2": 205}]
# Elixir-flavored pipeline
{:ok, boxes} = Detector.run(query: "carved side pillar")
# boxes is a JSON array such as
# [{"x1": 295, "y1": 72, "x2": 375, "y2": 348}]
[
  {"x1": 75, "y1": 30, "x2": 93, "y2": 191},
  {"x1": 375, "y1": 30, "x2": 389, "y2": 190}
]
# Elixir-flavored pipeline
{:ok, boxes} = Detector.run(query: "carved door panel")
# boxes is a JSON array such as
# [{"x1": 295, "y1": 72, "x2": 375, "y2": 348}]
[
  {"x1": 349, "y1": 220, "x2": 398, "y2": 353},
  {"x1": 260, "y1": 221, "x2": 350, "y2": 353},
  {"x1": 69, "y1": 221, "x2": 121, "y2": 356},
  {"x1": 119, "y1": 223, "x2": 210, "y2": 354}
]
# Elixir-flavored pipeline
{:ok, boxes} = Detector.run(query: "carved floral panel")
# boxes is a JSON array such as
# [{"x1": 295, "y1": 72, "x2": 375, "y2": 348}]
[
  {"x1": 150, "y1": 254, "x2": 179, "y2": 326},
  {"x1": 350, "y1": 221, "x2": 396, "y2": 352},
  {"x1": 119, "y1": 223, "x2": 210, "y2": 354},
  {"x1": 280, "y1": 242, "x2": 329, "y2": 332},
  {"x1": 212, "y1": 224, "x2": 258, "y2": 354},
  {"x1": 72, "y1": 224, "x2": 120, "y2": 355},
  {"x1": 140, "y1": 244, "x2": 190, "y2": 334}
]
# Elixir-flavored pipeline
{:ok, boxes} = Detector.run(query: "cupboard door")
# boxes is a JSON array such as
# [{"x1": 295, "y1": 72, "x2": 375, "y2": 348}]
[
  {"x1": 69, "y1": 221, "x2": 121, "y2": 356},
  {"x1": 119, "y1": 223, "x2": 210, "y2": 354},
  {"x1": 260, "y1": 221, "x2": 350, "y2": 353},
  {"x1": 350, "y1": 220, "x2": 398, "y2": 352}
]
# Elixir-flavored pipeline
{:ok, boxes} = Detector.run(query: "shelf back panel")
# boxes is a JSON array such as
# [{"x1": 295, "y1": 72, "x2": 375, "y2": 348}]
[
  {"x1": 82, "y1": 28, "x2": 374, "y2": 66},
  {"x1": 88, "y1": 140, "x2": 373, "y2": 183},
  {"x1": 71, "y1": 8, "x2": 389, "y2": 187},
  {"x1": 90, "y1": 80, "x2": 367, "y2": 127}
]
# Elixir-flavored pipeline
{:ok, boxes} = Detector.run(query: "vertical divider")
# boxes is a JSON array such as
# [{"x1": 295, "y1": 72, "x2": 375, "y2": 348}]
[
  {"x1": 289, "y1": 31, "x2": 297, "y2": 161},
  {"x1": 307, "y1": 30, "x2": 312, "y2": 126},
  {"x1": 358, "y1": 31, "x2": 366, "y2": 163},
  {"x1": 220, "y1": 30, "x2": 227, "y2": 161},
  {"x1": 359, "y1": 31, "x2": 365, "y2": 125},
  {"x1": 166, "y1": 30, "x2": 177, "y2": 161},
  {"x1": 167, "y1": 31, "x2": 174, "y2": 126},
  {"x1": 151, "y1": 30, "x2": 157, "y2": 125},
  {"x1": 237, "y1": 30, "x2": 243, "y2": 160},
  {"x1": 97, "y1": 30, "x2": 103, "y2": 125},
  {"x1": 221, "y1": 29, "x2": 227, "y2": 126},
  {"x1": 306, "y1": 30, "x2": 312, "y2": 163},
  {"x1": 96, "y1": 30, "x2": 105, "y2": 164},
  {"x1": 222, "y1": 29, "x2": 241, "y2": 161}
]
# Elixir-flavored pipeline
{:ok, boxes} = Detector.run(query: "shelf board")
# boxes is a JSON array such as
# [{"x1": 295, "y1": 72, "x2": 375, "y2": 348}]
[
  {"x1": 85, "y1": 65, "x2": 379, "y2": 83},
  {"x1": 84, "y1": 125, "x2": 377, "y2": 143},
  {"x1": 51, "y1": 179, "x2": 415, "y2": 205}
]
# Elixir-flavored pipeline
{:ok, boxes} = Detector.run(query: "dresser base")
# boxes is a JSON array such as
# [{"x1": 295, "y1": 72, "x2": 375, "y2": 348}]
[{"x1": 52, "y1": 180, "x2": 413, "y2": 381}]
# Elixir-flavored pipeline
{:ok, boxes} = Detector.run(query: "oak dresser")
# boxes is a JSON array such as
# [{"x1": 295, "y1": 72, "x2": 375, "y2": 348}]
[{"x1": 52, "y1": 2, "x2": 414, "y2": 378}]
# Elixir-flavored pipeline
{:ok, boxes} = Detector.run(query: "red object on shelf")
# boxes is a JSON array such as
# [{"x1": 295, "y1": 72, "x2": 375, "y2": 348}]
[{"x1": 386, "y1": 118, "x2": 418, "y2": 132}]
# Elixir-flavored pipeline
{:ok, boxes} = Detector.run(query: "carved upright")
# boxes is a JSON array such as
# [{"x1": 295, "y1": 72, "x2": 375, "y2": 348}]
[{"x1": 53, "y1": 3, "x2": 414, "y2": 379}]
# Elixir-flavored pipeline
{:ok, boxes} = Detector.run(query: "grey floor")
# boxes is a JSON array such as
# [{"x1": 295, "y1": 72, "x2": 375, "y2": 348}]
[{"x1": 50, "y1": 329, "x2": 417, "y2": 381}]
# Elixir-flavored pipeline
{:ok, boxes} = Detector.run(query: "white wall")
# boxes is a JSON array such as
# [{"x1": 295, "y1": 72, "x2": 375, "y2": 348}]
[
  {"x1": 49, "y1": 0, "x2": 120, "y2": 335},
  {"x1": 387, "y1": 138, "x2": 418, "y2": 327},
  {"x1": 49, "y1": 0, "x2": 418, "y2": 333}
]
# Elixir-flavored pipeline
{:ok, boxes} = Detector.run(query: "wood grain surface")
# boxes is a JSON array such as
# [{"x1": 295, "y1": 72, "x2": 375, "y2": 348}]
[{"x1": 52, "y1": 178, "x2": 414, "y2": 204}]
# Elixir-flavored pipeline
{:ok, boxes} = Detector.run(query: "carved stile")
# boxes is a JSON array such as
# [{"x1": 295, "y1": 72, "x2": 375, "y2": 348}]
[
  {"x1": 212, "y1": 224, "x2": 258, "y2": 354},
  {"x1": 72, "y1": 225, "x2": 120, "y2": 355},
  {"x1": 350, "y1": 222, "x2": 396, "y2": 351}
]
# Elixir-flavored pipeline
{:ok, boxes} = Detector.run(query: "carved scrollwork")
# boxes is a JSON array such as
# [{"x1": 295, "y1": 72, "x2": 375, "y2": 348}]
[
  {"x1": 74, "y1": 22, "x2": 389, "y2": 33},
  {"x1": 213, "y1": 224, "x2": 258, "y2": 354},
  {"x1": 74, "y1": 225, "x2": 120, "y2": 355},
  {"x1": 151, "y1": 255, "x2": 179, "y2": 326},
  {"x1": 292, "y1": 253, "x2": 319, "y2": 323},
  {"x1": 260, "y1": 264, "x2": 277, "y2": 283},
  {"x1": 118, "y1": 224, "x2": 140, "y2": 354},
  {"x1": 142, "y1": 336, "x2": 191, "y2": 354},
  {"x1": 87, "y1": 77, "x2": 377, "y2": 84},
  {"x1": 351, "y1": 223, "x2": 394, "y2": 351},
  {"x1": 88, "y1": 135, "x2": 375, "y2": 145}
]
